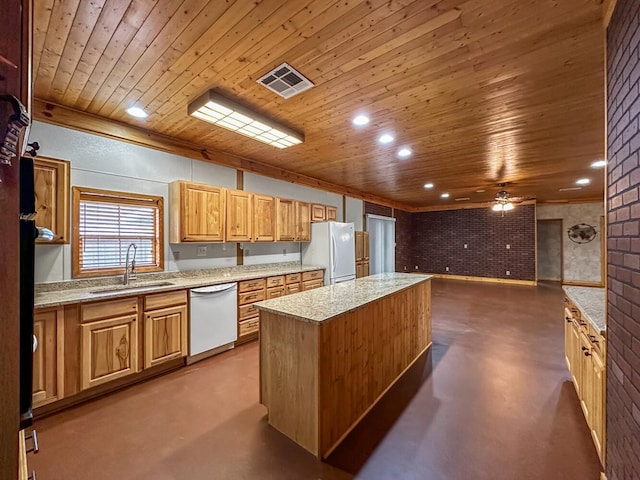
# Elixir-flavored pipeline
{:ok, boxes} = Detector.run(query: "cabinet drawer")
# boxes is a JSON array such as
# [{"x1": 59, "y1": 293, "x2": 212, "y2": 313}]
[
  {"x1": 302, "y1": 270, "x2": 323, "y2": 281},
  {"x1": 285, "y1": 283, "x2": 300, "y2": 295},
  {"x1": 266, "y1": 275, "x2": 285, "y2": 288},
  {"x1": 81, "y1": 297, "x2": 138, "y2": 323},
  {"x1": 238, "y1": 278, "x2": 266, "y2": 293},
  {"x1": 266, "y1": 286, "x2": 285, "y2": 299},
  {"x1": 239, "y1": 318, "x2": 259, "y2": 337},
  {"x1": 239, "y1": 303, "x2": 259, "y2": 321},
  {"x1": 302, "y1": 279, "x2": 323, "y2": 291},
  {"x1": 238, "y1": 289, "x2": 265, "y2": 305},
  {"x1": 144, "y1": 290, "x2": 187, "y2": 311},
  {"x1": 285, "y1": 273, "x2": 300, "y2": 284}
]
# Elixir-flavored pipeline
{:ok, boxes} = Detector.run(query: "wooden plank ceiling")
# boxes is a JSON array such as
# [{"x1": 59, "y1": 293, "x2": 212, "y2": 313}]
[{"x1": 32, "y1": 0, "x2": 605, "y2": 208}]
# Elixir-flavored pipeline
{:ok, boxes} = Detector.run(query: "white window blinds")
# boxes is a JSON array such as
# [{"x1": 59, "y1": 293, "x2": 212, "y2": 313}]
[{"x1": 73, "y1": 188, "x2": 163, "y2": 277}]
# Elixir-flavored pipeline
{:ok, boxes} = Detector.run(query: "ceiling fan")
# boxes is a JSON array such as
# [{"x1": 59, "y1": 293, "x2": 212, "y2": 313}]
[{"x1": 491, "y1": 185, "x2": 529, "y2": 215}]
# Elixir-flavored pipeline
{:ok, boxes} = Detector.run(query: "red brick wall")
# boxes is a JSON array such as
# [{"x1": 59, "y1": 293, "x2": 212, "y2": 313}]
[
  {"x1": 412, "y1": 205, "x2": 536, "y2": 281},
  {"x1": 364, "y1": 201, "x2": 392, "y2": 218},
  {"x1": 394, "y1": 209, "x2": 413, "y2": 272},
  {"x1": 606, "y1": 1, "x2": 640, "y2": 478}
]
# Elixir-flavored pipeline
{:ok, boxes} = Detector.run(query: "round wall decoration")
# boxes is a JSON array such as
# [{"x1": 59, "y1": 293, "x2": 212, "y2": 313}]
[{"x1": 567, "y1": 224, "x2": 597, "y2": 244}]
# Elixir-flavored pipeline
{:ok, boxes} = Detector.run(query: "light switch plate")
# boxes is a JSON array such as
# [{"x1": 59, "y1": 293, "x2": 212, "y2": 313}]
[{"x1": 197, "y1": 246, "x2": 207, "y2": 257}]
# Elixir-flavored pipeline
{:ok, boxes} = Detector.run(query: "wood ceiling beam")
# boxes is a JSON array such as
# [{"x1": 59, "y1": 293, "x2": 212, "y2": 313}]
[{"x1": 31, "y1": 98, "x2": 411, "y2": 211}]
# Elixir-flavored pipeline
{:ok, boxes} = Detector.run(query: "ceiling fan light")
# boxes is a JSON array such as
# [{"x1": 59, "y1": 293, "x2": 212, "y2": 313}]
[
  {"x1": 503, "y1": 202, "x2": 514, "y2": 211},
  {"x1": 492, "y1": 203, "x2": 503, "y2": 212}
]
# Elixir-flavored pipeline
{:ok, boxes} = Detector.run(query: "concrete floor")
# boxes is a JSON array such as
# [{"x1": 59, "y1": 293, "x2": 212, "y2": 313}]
[{"x1": 30, "y1": 279, "x2": 602, "y2": 479}]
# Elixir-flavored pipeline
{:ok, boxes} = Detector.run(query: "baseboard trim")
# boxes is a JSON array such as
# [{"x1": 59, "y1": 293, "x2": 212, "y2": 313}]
[
  {"x1": 562, "y1": 280, "x2": 604, "y2": 287},
  {"x1": 428, "y1": 273, "x2": 537, "y2": 286}
]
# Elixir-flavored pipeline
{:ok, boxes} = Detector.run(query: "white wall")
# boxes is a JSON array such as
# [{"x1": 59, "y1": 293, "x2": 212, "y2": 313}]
[
  {"x1": 345, "y1": 196, "x2": 364, "y2": 230},
  {"x1": 29, "y1": 121, "x2": 352, "y2": 282},
  {"x1": 536, "y1": 202, "x2": 605, "y2": 284}
]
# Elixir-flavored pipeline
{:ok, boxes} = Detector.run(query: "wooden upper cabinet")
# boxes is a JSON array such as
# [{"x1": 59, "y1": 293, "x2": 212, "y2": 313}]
[
  {"x1": 326, "y1": 206, "x2": 338, "y2": 222},
  {"x1": 311, "y1": 204, "x2": 326, "y2": 222},
  {"x1": 296, "y1": 202, "x2": 311, "y2": 241},
  {"x1": 276, "y1": 198, "x2": 297, "y2": 241},
  {"x1": 169, "y1": 181, "x2": 225, "y2": 243},
  {"x1": 226, "y1": 189, "x2": 252, "y2": 242},
  {"x1": 253, "y1": 194, "x2": 276, "y2": 241},
  {"x1": 34, "y1": 157, "x2": 70, "y2": 244}
]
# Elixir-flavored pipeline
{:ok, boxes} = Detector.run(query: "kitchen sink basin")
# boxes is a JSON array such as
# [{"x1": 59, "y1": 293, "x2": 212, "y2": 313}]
[{"x1": 89, "y1": 281, "x2": 176, "y2": 294}]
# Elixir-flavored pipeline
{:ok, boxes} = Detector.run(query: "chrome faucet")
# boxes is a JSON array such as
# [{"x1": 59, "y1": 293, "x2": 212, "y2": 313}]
[{"x1": 123, "y1": 243, "x2": 137, "y2": 285}]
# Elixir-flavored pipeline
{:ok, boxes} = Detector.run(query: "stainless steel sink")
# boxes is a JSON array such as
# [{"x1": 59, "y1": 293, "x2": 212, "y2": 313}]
[{"x1": 89, "y1": 281, "x2": 175, "y2": 294}]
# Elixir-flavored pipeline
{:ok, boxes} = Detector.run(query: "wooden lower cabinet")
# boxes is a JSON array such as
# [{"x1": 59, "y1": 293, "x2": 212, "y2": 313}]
[
  {"x1": 81, "y1": 314, "x2": 138, "y2": 390},
  {"x1": 33, "y1": 308, "x2": 64, "y2": 408},
  {"x1": 564, "y1": 296, "x2": 606, "y2": 466},
  {"x1": 144, "y1": 305, "x2": 188, "y2": 368}
]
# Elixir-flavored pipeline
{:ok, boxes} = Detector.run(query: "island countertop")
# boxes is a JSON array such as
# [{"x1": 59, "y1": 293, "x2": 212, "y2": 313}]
[
  {"x1": 562, "y1": 285, "x2": 606, "y2": 334},
  {"x1": 255, "y1": 272, "x2": 432, "y2": 324}
]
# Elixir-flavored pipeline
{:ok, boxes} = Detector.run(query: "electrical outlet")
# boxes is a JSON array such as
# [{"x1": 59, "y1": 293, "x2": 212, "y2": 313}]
[
  {"x1": 506, "y1": 244, "x2": 511, "y2": 249},
  {"x1": 404, "y1": 266, "x2": 407, "y2": 271},
  {"x1": 506, "y1": 270, "x2": 511, "y2": 276},
  {"x1": 414, "y1": 265, "x2": 419, "y2": 270},
  {"x1": 283, "y1": 248, "x2": 287, "y2": 256},
  {"x1": 445, "y1": 266, "x2": 449, "y2": 272},
  {"x1": 464, "y1": 243, "x2": 468, "y2": 249},
  {"x1": 197, "y1": 246, "x2": 207, "y2": 257}
]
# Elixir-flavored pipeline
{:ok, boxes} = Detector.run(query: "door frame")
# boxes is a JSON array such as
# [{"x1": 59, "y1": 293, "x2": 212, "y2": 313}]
[{"x1": 536, "y1": 218, "x2": 564, "y2": 282}]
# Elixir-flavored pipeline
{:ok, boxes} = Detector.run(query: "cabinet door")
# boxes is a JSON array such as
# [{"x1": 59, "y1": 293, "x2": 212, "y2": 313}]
[
  {"x1": 564, "y1": 308, "x2": 573, "y2": 371},
  {"x1": 362, "y1": 261, "x2": 369, "y2": 277},
  {"x1": 34, "y1": 157, "x2": 70, "y2": 244},
  {"x1": 81, "y1": 314, "x2": 138, "y2": 390},
  {"x1": 356, "y1": 262, "x2": 364, "y2": 278},
  {"x1": 579, "y1": 332, "x2": 592, "y2": 424},
  {"x1": 144, "y1": 305, "x2": 188, "y2": 369},
  {"x1": 33, "y1": 308, "x2": 64, "y2": 408},
  {"x1": 311, "y1": 204, "x2": 326, "y2": 222},
  {"x1": 226, "y1": 189, "x2": 252, "y2": 242},
  {"x1": 570, "y1": 322, "x2": 582, "y2": 396},
  {"x1": 355, "y1": 231, "x2": 364, "y2": 261},
  {"x1": 363, "y1": 231, "x2": 370, "y2": 260},
  {"x1": 326, "y1": 206, "x2": 338, "y2": 221},
  {"x1": 276, "y1": 198, "x2": 296, "y2": 241},
  {"x1": 180, "y1": 182, "x2": 225, "y2": 242},
  {"x1": 296, "y1": 201, "x2": 311, "y2": 241},
  {"x1": 590, "y1": 350, "x2": 605, "y2": 464},
  {"x1": 253, "y1": 194, "x2": 275, "y2": 241},
  {"x1": 285, "y1": 282, "x2": 301, "y2": 295}
]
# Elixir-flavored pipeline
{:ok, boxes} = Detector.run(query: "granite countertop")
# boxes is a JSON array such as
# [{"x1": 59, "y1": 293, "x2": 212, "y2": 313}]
[
  {"x1": 562, "y1": 286, "x2": 606, "y2": 334},
  {"x1": 35, "y1": 262, "x2": 325, "y2": 309},
  {"x1": 254, "y1": 272, "x2": 432, "y2": 324}
]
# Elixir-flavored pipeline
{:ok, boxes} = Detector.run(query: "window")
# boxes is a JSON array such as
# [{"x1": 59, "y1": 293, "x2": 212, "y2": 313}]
[{"x1": 72, "y1": 187, "x2": 164, "y2": 277}]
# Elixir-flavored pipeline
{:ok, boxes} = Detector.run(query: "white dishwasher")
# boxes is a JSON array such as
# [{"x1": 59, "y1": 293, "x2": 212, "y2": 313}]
[{"x1": 188, "y1": 282, "x2": 238, "y2": 364}]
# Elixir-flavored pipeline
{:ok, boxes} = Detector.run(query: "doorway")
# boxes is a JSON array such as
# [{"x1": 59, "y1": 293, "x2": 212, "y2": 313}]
[
  {"x1": 366, "y1": 214, "x2": 396, "y2": 275},
  {"x1": 537, "y1": 219, "x2": 563, "y2": 282}
]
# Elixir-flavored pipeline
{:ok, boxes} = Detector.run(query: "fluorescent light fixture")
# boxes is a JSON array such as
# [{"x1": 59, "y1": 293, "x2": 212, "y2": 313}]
[
  {"x1": 126, "y1": 106, "x2": 148, "y2": 118},
  {"x1": 576, "y1": 178, "x2": 591, "y2": 185},
  {"x1": 397, "y1": 147, "x2": 412, "y2": 158},
  {"x1": 188, "y1": 90, "x2": 304, "y2": 149},
  {"x1": 559, "y1": 187, "x2": 582, "y2": 192},
  {"x1": 455, "y1": 197, "x2": 470, "y2": 201},
  {"x1": 591, "y1": 160, "x2": 606, "y2": 168},
  {"x1": 424, "y1": 183, "x2": 434, "y2": 189},
  {"x1": 476, "y1": 189, "x2": 486, "y2": 193},
  {"x1": 378, "y1": 133, "x2": 395, "y2": 144},
  {"x1": 441, "y1": 193, "x2": 450, "y2": 199},
  {"x1": 352, "y1": 114, "x2": 370, "y2": 126}
]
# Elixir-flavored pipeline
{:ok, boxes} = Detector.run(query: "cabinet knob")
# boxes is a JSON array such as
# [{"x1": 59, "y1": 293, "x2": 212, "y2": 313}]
[
  {"x1": 589, "y1": 335, "x2": 599, "y2": 343},
  {"x1": 581, "y1": 346, "x2": 588, "y2": 351},
  {"x1": 584, "y1": 351, "x2": 592, "y2": 357},
  {"x1": 565, "y1": 317, "x2": 571, "y2": 323}
]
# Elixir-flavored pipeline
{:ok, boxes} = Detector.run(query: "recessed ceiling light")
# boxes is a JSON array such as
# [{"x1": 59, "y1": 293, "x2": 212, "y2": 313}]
[
  {"x1": 559, "y1": 187, "x2": 582, "y2": 192},
  {"x1": 441, "y1": 193, "x2": 450, "y2": 199},
  {"x1": 352, "y1": 115, "x2": 370, "y2": 126},
  {"x1": 576, "y1": 178, "x2": 591, "y2": 185},
  {"x1": 591, "y1": 160, "x2": 606, "y2": 168},
  {"x1": 424, "y1": 183, "x2": 434, "y2": 189},
  {"x1": 397, "y1": 147, "x2": 412, "y2": 158},
  {"x1": 455, "y1": 197, "x2": 470, "y2": 201},
  {"x1": 126, "y1": 106, "x2": 148, "y2": 118},
  {"x1": 378, "y1": 133, "x2": 395, "y2": 144}
]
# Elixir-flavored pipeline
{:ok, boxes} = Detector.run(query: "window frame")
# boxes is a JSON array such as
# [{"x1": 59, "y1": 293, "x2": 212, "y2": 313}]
[{"x1": 72, "y1": 186, "x2": 164, "y2": 278}]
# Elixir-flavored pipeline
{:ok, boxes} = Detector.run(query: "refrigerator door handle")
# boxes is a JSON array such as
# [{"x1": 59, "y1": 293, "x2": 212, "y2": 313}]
[{"x1": 332, "y1": 235, "x2": 337, "y2": 273}]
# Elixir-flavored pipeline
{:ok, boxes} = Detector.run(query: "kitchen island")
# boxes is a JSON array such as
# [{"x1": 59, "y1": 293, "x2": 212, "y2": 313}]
[{"x1": 255, "y1": 273, "x2": 432, "y2": 459}]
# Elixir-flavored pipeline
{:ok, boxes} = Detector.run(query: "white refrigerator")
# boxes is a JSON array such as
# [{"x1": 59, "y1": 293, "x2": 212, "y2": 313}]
[{"x1": 302, "y1": 222, "x2": 356, "y2": 285}]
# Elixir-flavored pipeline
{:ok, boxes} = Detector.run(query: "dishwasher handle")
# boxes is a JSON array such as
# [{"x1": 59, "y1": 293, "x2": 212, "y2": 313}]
[{"x1": 190, "y1": 283, "x2": 237, "y2": 295}]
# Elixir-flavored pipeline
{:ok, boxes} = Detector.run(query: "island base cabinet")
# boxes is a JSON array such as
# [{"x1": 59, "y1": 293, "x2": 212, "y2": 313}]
[
  {"x1": 144, "y1": 305, "x2": 188, "y2": 369},
  {"x1": 260, "y1": 279, "x2": 431, "y2": 458},
  {"x1": 81, "y1": 314, "x2": 138, "y2": 390}
]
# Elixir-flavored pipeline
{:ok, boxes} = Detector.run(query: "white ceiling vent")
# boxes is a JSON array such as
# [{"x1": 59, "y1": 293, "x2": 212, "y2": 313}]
[{"x1": 257, "y1": 63, "x2": 314, "y2": 99}]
